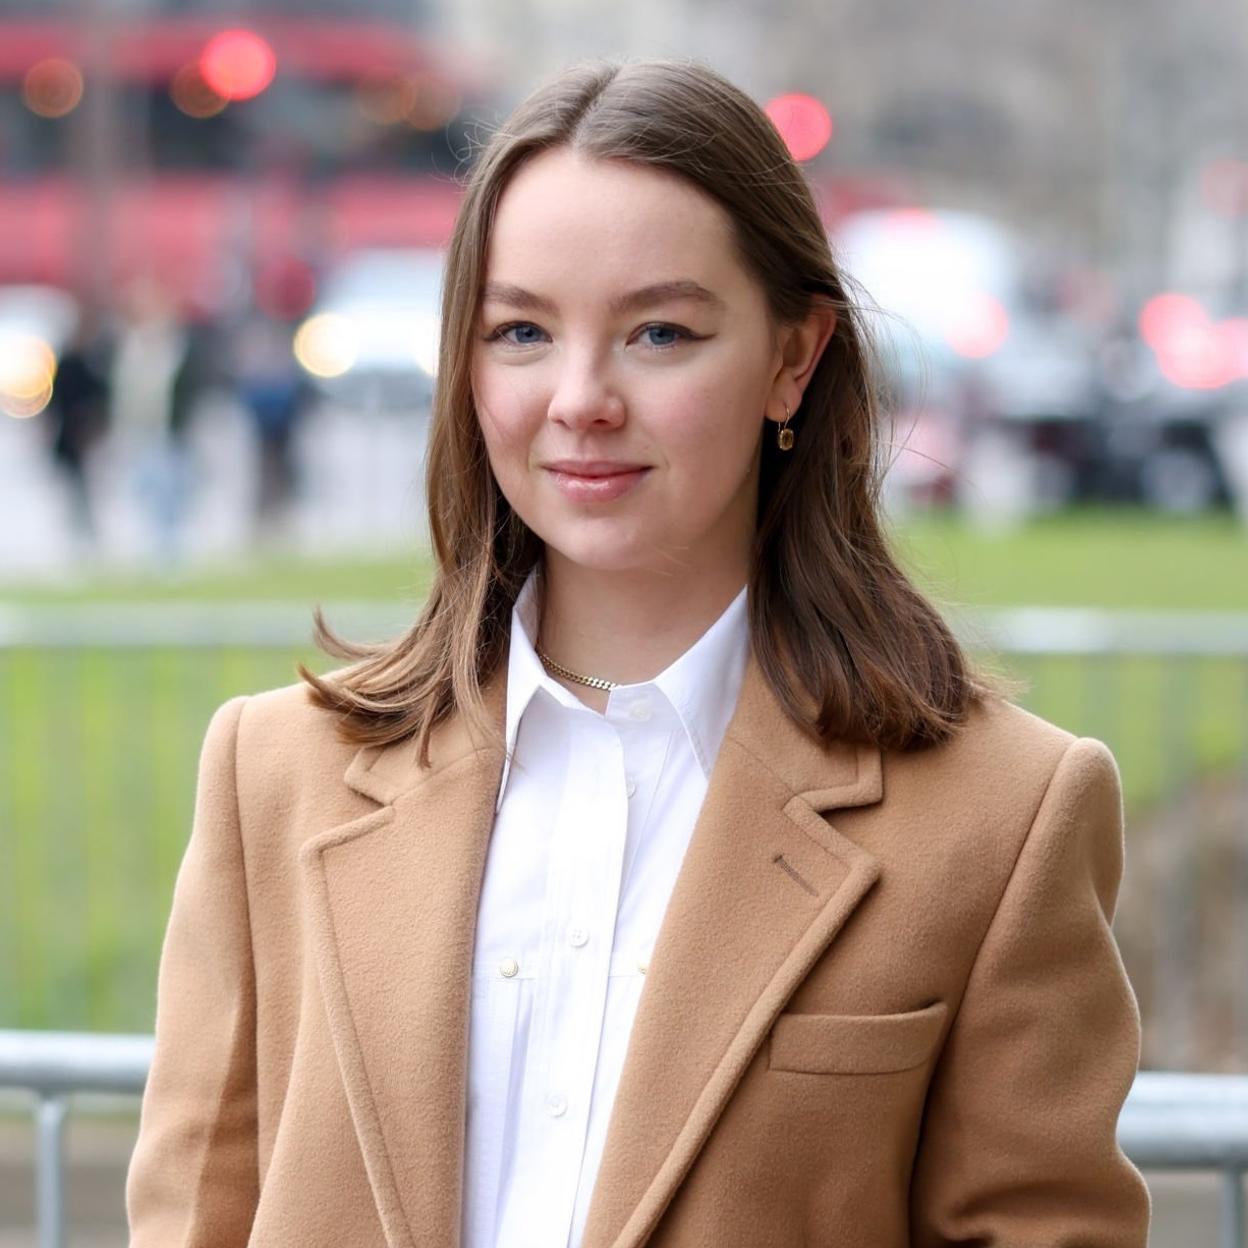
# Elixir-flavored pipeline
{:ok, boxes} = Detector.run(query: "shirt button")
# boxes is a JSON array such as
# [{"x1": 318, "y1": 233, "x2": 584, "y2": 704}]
[
  {"x1": 625, "y1": 774, "x2": 637, "y2": 797},
  {"x1": 628, "y1": 701, "x2": 652, "y2": 722},
  {"x1": 545, "y1": 1092, "x2": 568, "y2": 1117},
  {"x1": 499, "y1": 957, "x2": 519, "y2": 978},
  {"x1": 568, "y1": 927, "x2": 589, "y2": 948}
]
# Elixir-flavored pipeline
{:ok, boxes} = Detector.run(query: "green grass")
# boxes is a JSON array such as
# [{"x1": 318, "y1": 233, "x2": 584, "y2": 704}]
[
  {"x1": 2, "y1": 507, "x2": 1243, "y2": 608},
  {"x1": 891, "y1": 508, "x2": 1248, "y2": 610},
  {"x1": 2, "y1": 508, "x2": 1246, "y2": 1031},
  {"x1": 1, "y1": 646, "x2": 327, "y2": 1032},
  {"x1": 0, "y1": 551, "x2": 433, "y2": 605}
]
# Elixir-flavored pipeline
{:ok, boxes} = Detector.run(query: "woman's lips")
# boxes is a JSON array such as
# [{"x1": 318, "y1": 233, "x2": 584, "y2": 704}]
[{"x1": 545, "y1": 466, "x2": 651, "y2": 503}]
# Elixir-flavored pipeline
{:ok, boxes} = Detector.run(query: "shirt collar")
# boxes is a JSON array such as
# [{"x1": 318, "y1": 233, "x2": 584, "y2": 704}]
[{"x1": 495, "y1": 566, "x2": 750, "y2": 812}]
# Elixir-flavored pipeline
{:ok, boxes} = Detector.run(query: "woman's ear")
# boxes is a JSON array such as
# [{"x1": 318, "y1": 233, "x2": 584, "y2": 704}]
[{"x1": 777, "y1": 298, "x2": 838, "y2": 407}]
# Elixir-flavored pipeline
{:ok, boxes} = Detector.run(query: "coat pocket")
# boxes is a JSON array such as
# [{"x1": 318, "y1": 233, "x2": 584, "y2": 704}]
[{"x1": 768, "y1": 1000, "x2": 948, "y2": 1075}]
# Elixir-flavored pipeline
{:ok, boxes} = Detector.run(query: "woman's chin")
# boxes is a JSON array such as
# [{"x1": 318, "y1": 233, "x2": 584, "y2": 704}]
[{"x1": 541, "y1": 535, "x2": 665, "y2": 576}]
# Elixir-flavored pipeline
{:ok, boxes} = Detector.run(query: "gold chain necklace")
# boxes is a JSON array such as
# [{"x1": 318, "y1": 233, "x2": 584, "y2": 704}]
[{"x1": 535, "y1": 646, "x2": 620, "y2": 691}]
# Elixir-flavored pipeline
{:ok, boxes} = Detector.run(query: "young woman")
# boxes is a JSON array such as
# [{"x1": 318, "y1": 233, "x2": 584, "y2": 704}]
[{"x1": 127, "y1": 58, "x2": 1150, "y2": 1247}]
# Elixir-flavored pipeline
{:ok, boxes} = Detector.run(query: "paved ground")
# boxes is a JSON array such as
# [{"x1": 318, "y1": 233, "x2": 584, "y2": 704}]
[{"x1": 0, "y1": 1113, "x2": 1235, "y2": 1246}]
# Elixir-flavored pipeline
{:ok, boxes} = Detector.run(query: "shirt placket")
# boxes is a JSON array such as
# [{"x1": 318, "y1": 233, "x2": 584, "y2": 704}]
[{"x1": 507, "y1": 711, "x2": 629, "y2": 1248}]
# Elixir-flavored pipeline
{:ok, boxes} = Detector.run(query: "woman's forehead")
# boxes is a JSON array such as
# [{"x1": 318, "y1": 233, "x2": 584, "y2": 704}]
[
  {"x1": 496, "y1": 147, "x2": 714, "y2": 212},
  {"x1": 483, "y1": 150, "x2": 746, "y2": 295}
]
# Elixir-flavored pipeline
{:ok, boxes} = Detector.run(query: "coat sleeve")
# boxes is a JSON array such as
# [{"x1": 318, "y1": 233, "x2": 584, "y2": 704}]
[
  {"x1": 127, "y1": 695, "x2": 259, "y2": 1247},
  {"x1": 909, "y1": 736, "x2": 1152, "y2": 1247}
]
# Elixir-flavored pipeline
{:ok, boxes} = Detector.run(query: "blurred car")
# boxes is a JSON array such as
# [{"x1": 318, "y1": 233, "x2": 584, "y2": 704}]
[
  {"x1": 972, "y1": 310, "x2": 1107, "y2": 508},
  {"x1": 293, "y1": 248, "x2": 445, "y2": 413},
  {"x1": 1095, "y1": 324, "x2": 1242, "y2": 513},
  {"x1": 834, "y1": 207, "x2": 1019, "y2": 367},
  {"x1": 0, "y1": 284, "x2": 79, "y2": 418},
  {"x1": 834, "y1": 208, "x2": 1105, "y2": 510}
]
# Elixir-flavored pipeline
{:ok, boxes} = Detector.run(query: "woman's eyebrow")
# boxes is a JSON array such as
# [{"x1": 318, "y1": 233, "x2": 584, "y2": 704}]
[{"x1": 480, "y1": 279, "x2": 727, "y2": 315}]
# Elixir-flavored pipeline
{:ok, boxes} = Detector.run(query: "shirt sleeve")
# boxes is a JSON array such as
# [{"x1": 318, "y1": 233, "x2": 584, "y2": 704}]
[
  {"x1": 909, "y1": 736, "x2": 1152, "y2": 1246},
  {"x1": 126, "y1": 695, "x2": 260, "y2": 1248}
]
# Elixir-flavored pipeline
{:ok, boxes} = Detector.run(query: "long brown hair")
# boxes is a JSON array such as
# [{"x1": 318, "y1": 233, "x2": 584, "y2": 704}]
[{"x1": 299, "y1": 56, "x2": 992, "y2": 766}]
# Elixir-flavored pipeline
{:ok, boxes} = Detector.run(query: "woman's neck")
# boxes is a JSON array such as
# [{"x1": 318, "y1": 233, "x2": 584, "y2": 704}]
[{"x1": 533, "y1": 552, "x2": 748, "y2": 708}]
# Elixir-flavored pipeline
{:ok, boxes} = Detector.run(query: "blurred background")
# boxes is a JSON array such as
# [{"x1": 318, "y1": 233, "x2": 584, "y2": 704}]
[{"x1": 1, "y1": 0, "x2": 1246, "y2": 1244}]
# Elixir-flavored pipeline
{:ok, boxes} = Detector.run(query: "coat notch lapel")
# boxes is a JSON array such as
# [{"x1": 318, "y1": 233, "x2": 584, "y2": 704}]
[
  {"x1": 299, "y1": 670, "x2": 507, "y2": 1248},
  {"x1": 580, "y1": 656, "x2": 885, "y2": 1248}
]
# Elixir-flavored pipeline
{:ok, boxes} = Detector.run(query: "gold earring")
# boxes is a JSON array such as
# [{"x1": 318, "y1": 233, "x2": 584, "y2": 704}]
[{"x1": 777, "y1": 402, "x2": 795, "y2": 451}]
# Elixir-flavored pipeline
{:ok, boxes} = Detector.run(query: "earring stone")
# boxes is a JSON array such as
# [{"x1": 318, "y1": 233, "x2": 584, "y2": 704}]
[{"x1": 777, "y1": 402, "x2": 795, "y2": 451}]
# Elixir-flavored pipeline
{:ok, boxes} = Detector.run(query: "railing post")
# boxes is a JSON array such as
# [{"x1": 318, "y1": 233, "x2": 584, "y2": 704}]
[
  {"x1": 1239, "y1": 672, "x2": 1248, "y2": 1070},
  {"x1": 1157, "y1": 653, "x2": 1197, "y2": 1068},
  {"x1": 35, "y1": 1092, "x2": 68, "y2": 1248},
  {"x1": 1223, "y1": 1165, "x2": 1246, "y2": 1248}
]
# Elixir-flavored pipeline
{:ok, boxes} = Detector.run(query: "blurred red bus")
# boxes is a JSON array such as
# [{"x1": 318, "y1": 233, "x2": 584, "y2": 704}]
[{"x1": 0, "y1": 14, "x2": 491, "y2": 318}]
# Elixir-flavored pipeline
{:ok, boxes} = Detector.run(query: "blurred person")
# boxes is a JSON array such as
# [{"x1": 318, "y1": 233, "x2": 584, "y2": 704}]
[
  {"x1": 42, "y1": 307, "x2": 112, "y2": 552},
  {"x1": 127, "y1": 59, "x2": 1150, "y2": 1248},
  {"x1": 232, "y1": 311, "x2": 314, "y2": 545},
  {"x1": 107, "y1": 276, "x2": 195, "y2": 570}
]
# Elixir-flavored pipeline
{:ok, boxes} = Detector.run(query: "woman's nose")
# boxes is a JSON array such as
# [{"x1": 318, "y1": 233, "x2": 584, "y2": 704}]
[{"x1": 546, "y1": 352, "x2": 626, "y2": 430}]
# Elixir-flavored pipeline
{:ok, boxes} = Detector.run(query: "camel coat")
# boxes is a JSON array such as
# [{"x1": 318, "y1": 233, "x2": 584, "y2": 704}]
[{"x1": 126, "y1": 650, "x2": 1150, "y2": 1247}]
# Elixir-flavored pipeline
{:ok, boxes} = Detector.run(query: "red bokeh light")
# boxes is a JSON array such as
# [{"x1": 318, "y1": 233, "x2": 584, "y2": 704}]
[
  {"x1": 946, "y1": 292, "x2": 1010, "y2": 359},
  {"x1": 1221, "y1": 317, "x2": 1248, "y2": 377},
  {"x1": 1141, "y1": 295, "x2": 1246, "y2": 389},
  {"x1": 1138, "y1": 293, "x2": 1206, "y2": 352},
  {"x1": 199, "y1": 30, "x2": 276, "y2": 102},
  {"x1": 1155, "y1": 323, "x2": 1238, "y2": 390},
  {"x1": 171, "y1": 61, "x2": 227, "y2": 118},
  {"x1": 22, "y1": 58, "x2": 85, "y2": 118},
  {"x1": 764, "y1": 92, "x2": 834, "y2": 163}
]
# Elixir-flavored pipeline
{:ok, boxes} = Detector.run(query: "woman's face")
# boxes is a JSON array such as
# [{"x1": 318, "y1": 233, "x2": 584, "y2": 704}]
[{"x1": 471, "y1": 148, "x2": 791, "y2": 579}]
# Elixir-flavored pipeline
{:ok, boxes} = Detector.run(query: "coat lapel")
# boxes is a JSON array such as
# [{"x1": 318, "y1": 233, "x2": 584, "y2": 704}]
[
  {"x1": 578, "y1": 658, "x2": 883, "y2": 1248},
  {"x1": 298, "y1": 669, "x2": 508, "y2": 1248},
  {"x1": 299, "y1": 650, "x2": 883, "y2": 1248}
]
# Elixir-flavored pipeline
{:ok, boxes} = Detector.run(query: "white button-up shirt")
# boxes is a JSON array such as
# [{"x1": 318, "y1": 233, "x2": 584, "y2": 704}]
[{"x1": 461, "y1": 568, "x2": 750, "y2": 1248}]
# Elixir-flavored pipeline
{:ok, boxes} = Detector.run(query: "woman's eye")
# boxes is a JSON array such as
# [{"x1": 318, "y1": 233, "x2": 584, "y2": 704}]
[
  {"x1": 482, "y1": 321, "x2": 698, "y2": 350},
  {"x1": 486, "y1": 322, "x2": 548, "y2": 347},
  {"x1": 638, "y1": 323, "x2": 689, "y2": 349}
]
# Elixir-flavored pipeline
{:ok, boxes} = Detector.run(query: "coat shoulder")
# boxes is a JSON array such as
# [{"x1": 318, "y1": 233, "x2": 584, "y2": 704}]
[
  {"x1": 958, "y1": 693, "x2": 1120, "y2": 791},
  {"x1": 237, "y1": 674, "x2": 354, "y2": 752},
  {"x1": 219, "y1": 675, "x2": 367, "y2": 815},
  {"x1": 956, "y1": 691, "x2": 1078, "y2": 764},
  {"x1": 880, "y1": 692, "x2": 1106, "y2": 836}
]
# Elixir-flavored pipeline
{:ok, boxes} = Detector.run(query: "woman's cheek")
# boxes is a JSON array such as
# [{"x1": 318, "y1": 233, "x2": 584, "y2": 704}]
[
  {"x1": 474, "y1": 388, "x2": 523, "y2": 463},
  {"x1": 476, "y1": 373, "x2": 545, "y2": 450},
  {"x1": 670, "y1": 386, "x2": 750, "y2": 463}
]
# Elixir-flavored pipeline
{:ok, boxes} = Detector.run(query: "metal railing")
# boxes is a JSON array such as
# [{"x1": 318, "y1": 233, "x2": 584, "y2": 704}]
[
  {"x1": 1119, "y1": 1072, "x2": 1248, "y2": 1248},
  {"x1": 1, "y1": 600, "x2": 1244, "y2": 651},
  {"x1": 1, "y1": 606, "x2": 1246, "y2": 1244},
  {"x1": 0, "y1": 1030, "x2": 1245, "y2": 1248},
  {"x1": 6, "y1": 603, "x2": 1246, "y2": 1065},
  {"x1": 0, "y1": 1030, "x2": 151, "y2": 1248}
]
